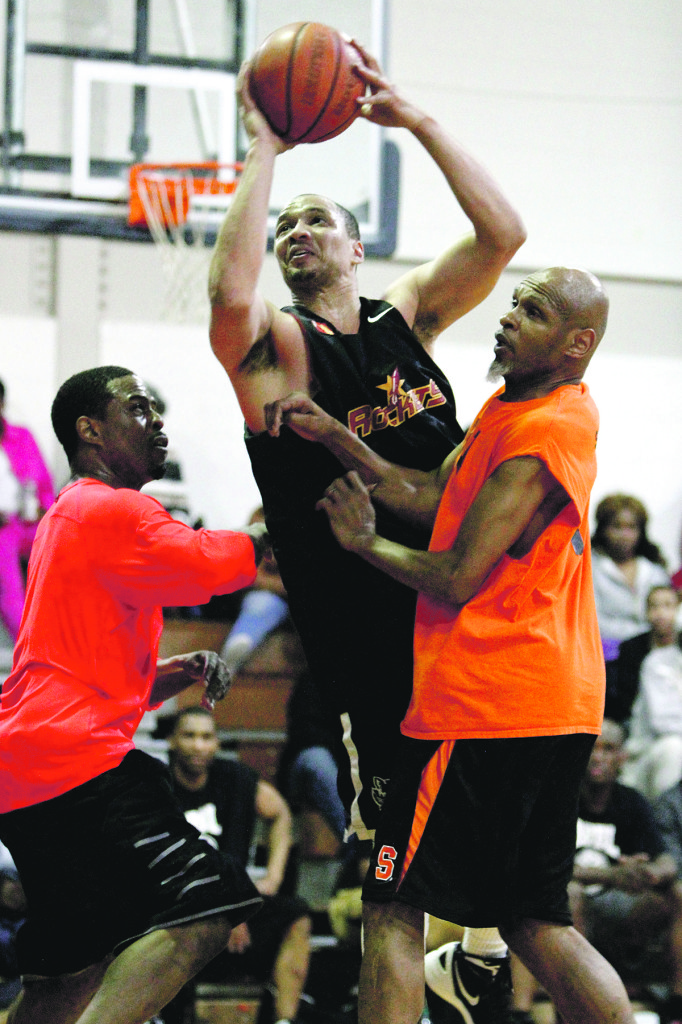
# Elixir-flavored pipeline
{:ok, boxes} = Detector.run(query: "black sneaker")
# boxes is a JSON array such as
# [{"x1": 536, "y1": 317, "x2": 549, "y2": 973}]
[{"x1": 424, "y1": 941, "x2": 512, "y2": 1024}]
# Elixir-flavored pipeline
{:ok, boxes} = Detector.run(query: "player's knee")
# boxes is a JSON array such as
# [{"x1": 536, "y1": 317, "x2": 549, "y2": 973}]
[
  {"x1": 279, "y1": 914, "x2": 312, "y2": 964},
  {"x1": 499, "y1": 916, "x2": 546, "y2": 952},
  {"x1": 183, "y1": 913, "x2": 234, "y2": 968},
  {"x1": 362, "y1": 899, "x2": 424, "y2": 954},
  {"x1": 288, "y1": 913, "x2": 312, "y2": 947}
]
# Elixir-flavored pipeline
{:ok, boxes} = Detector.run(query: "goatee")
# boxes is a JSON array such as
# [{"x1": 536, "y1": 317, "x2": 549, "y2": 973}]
[{"x1": 487, "y1": 355, "x2": 512, "y2": 383}]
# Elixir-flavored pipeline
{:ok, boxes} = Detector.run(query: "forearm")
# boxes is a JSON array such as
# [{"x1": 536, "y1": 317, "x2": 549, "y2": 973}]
[
  {"x1": 411, "y1": 115, "x2": 525, "y2": 253},
  {"x1": 311, "y1": 414, "x2": 444, "y2": 528},
  {"x1": 150, "y1": 656, "x2": 201, "y2": 704},
  {"x1": 572, "y1": 864, "x2": 617, "y2": 888},
  {"x1": 323, "y1": 456, "x2": 558, "y2": 607},
  {"x1": 208, "y1": 138, "x2": 277, "y2": 310},
  {"x1": 354, "y1": 534, "x2": 479, "y2": 608},
  {"x1": 264, "y1": 812, "x2": 293, "y2": 891},
  {"x1": 647, "y1": 854, "x2": 678, "y2": 887}
]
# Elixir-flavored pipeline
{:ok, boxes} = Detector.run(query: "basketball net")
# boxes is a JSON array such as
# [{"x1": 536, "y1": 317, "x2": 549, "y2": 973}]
[{"x1": 128, "y1": 162, "x2": 242, "y2": 323}]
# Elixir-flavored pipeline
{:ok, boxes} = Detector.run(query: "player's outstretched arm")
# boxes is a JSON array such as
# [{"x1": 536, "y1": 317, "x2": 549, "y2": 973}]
[
  {"x1": 209, "y1": 65, "x2": 281, "y2": 370},
  {"x1": 386, "y1": 118, "x2": 527, "y2": 348},
  {"x1": 208, "y1": 64, "x2": 308, "y2": 429},
  {"x1": 353, "y1": 45, "x2": 526, "y2": 349},
  {"x1": 265, "y1": 392, "x2": 455, "y2": 528},
  {"x1": 151, "y1": 650, "x2": 231, "y2": 706},
  {"x1": 319, "y1": 457, "x2": 569, "y2": 608}
]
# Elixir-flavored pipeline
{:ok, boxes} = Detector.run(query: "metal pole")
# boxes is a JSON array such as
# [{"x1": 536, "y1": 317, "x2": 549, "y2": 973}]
[
  {"x1": 2, "y1": 0, "x2": 27, "y2": 185},
  {"x1": 130, "y1": 0, "x2": 150, "y2": 162},
  {"x1": 169, "y1": 0, "x2": 217, "y2": 159}
]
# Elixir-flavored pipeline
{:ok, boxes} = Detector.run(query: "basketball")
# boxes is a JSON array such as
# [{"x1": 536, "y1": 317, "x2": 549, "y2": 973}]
[{"x1": 249, "y1": 22, "x2": 366, "y2": 145}]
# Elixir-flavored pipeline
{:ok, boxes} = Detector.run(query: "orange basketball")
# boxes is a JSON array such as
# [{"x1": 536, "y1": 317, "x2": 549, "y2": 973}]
[{"x1": 249, "y1": 22, "x2": 366, "y2": 145}]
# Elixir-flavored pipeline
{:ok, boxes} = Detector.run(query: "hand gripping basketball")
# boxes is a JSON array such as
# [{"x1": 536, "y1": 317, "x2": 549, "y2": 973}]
[{"x1": 248, "y1": 22, "x2": 366, "y2": 144}]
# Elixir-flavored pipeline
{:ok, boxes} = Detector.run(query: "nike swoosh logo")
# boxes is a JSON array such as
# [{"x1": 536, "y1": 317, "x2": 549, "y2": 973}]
[
  {"x1": 454, "y1": 961, "x2": 480, "y2": 1008},
  {"x1": 366, "y1": 307, "x2": 392, "y2": 323}
]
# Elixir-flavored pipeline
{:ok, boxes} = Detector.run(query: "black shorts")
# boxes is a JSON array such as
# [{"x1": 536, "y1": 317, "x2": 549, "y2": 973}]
[
  {"x1": 363, "y1": 732, "x2": 596, "y2": 928},
  {"x1": 338, "y1": 706, "x2": 406, "y2": 843},
  {"x1": 199, "y1": 892, "x2": 310, "y2": 983},
  {"x1": 0, "y1": 750, "x2": 263, "y2": 977}
]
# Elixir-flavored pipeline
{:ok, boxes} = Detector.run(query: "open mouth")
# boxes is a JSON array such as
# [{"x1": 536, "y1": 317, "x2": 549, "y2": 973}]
[
  {"x1": 289, "y1": 248, "x2": 313, "y2": 261},
  {"x1": 494, "y1": 331, "x2": 513, "y2": 353}
]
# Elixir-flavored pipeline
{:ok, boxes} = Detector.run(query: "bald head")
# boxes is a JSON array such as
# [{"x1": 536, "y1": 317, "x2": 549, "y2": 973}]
[
  {"x1": 492, "y1": 266, "x2": 609, "y2": 397},
  {"x1": 525, "y1": 267, "x2": 609, "y2": 346}
]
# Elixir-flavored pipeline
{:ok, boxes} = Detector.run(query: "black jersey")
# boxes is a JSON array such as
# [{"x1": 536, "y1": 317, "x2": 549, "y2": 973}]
[
  {"x1": 245, "y1": 298, "x2": 464, "y2": 833},
  {"x1": 172, "y1": 758, "x2": 259, "y2": 868}
]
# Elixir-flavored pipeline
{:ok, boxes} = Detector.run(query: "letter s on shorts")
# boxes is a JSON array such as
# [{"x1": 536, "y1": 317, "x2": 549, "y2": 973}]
[{"x1": 375, "y1": 844, "x2": 398, "y2": 881}]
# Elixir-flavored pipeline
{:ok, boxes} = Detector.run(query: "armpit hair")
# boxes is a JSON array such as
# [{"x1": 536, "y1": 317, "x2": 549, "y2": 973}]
[
  {"x1": 412, "y1": 309, "x2": 440, "y2": 345},
  {"x1": 239, "y1": 329, "x2": 279, "y2": 374}
]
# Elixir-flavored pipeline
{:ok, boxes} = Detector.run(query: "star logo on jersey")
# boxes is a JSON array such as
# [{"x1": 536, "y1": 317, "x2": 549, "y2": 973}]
[
  {"x1": 377, "y1": 369, "x2": 408, "y2": 407},
  {"x1": 347, "y1": 366, "x2": 446, "y2": 438}
]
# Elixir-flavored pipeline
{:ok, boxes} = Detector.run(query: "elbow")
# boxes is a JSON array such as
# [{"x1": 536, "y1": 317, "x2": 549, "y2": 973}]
[
  {"x1": 448, "y1": 584, "x2": 474, "y2": 607},
  {"x1": 208, "y1": 298, "x2": 252, "y2": 364},
  {"x1": 495, "y1": 215, "x2": 527, "y2": 264},
  {"x1": 208, "y1": 271, "x2": 240, "y2": 313},
  {"x1": 446, "y1": 571, "x2": 483, "y2": 607},
  {"x1": 207, "y1": 254, "x2": 254, "y2": 314},
  {"x1": 482, "y1": 213, "x2": 527, "y2": 269},
  {"x1": 509, "y1": 217, "x2": 528, "y2": 256}
]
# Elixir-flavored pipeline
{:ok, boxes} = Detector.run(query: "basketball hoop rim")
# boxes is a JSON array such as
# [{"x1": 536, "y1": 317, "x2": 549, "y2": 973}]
[
  {"x1": 130, "y1": 160, "x2": 244, "y2": 176},
  {"x1": 128, "y1": 161, "x2": 243, "y2": 229}
]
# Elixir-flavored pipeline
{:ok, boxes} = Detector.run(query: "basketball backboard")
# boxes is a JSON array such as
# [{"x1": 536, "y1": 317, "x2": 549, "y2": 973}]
[{"x1": 0, "y1": 0, "x2": 397, "y2": 255}]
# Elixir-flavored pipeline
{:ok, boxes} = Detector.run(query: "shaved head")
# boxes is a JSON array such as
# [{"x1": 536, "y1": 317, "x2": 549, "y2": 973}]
[{"x1": 524, "y1": 267, "x2": 609, "y2": 345}]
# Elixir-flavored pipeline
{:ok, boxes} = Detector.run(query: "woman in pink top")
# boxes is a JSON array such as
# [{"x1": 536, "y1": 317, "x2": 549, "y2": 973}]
[{"x1": 0, "y1": 378, "x2": 55, "y2": 639}]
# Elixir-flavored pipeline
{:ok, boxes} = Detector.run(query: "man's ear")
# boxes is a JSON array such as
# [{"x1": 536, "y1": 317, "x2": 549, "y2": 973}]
[
  {"x1": 75, "y1": 415, "x2": 104, "y2": 447},
  {"x1": 351, "y1": 238, "x2": 364, "y2": 267},
  {"x1": 566, "y1": 327, "x2": 597, "y2": 361}
]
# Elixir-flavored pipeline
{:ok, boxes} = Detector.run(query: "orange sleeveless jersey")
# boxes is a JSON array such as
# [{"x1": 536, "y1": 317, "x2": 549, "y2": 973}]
[{"x1": 402, "y1": 383, "x2": 605, "y2": 740}]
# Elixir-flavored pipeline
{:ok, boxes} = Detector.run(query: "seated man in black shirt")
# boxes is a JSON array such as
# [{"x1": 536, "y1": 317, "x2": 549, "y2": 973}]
[
  {"x1": 510, "y1": 719, "x2": 682, "y2": 1024},
  {"x1": 164, "y1": 707, "x2": 311, "y2": 1024}
]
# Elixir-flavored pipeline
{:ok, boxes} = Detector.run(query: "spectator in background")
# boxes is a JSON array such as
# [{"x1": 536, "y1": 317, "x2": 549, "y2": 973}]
[
  {"x1": 591, "y1": 493, "x2": 669, "y2": 662},
  {"x1": 218, "y1": 508, "x2": 348, "y2": 846},
  {"x1": 217, "y1": 507, "x2": 348, "y2": 856},
  {"x1": 618, "y1": 586, "x2": 682, "y2": 801},
  {"x1": 656, "y1": 775, "x2": 682, "y2": 880},
  {"x1": 277, "y1": 669, "x2": 347, "y2": 846},
  {"x1": 0, "y1": 377, "x2": 54, "y2": 640},
  {"x1": 164, "y1": 706, "x2": 311, "y2": 1024},
  {"x1": 606, "y1": 584, "x2": 681, "y2": 723},
  {"x1": 0, "y1": 866, "x2": 25, "y2": 1010},
  {"x1": 510, "y1": 719, "x2": 682, "y2": 1024},
  {"x1": 219, "y1": 507, "x2": 290, "y2": 675}
]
